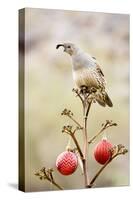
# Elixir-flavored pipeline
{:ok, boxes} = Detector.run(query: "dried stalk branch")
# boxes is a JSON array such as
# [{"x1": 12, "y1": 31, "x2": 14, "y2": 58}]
[
  {"x1": 62, "y1": 125, "x2": 84, "y2": 160},
  {"x1": 72, "y1": 88, "x2": 84, "y2": 104},
  {"x1": 69, "y1": 115, "x2": 83, "y2": 129},
  {"x1": 61, "y1": 108, "x2": 83, "y2": 129},
  {"x1": 35, "y1": 167, "x2": 63, "y2": 190},
  {"x1": 88, "y1": 144, "x2": 128, "y2": 188},
  {"x1": 35, "y1": 87, "x2": 128, "y2": 190},
  {"x1": 73, "y1": 87, "x2": 93, "y2": 187},
  {"x1": 88, "y1": 120, "x2": 117, "y2": 144},
  {"x1": 82, "y1": 102, "x2": 92, "y2": 187}
]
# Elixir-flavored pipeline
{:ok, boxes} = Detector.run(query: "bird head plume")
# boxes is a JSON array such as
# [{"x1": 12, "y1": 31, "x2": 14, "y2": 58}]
[{"x1": 56, "y1": 43, "x2": 80, "y2": 56}]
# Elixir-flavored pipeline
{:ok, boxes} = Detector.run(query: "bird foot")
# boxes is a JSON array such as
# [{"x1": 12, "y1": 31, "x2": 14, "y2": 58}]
[
  {"x1": 80, "y1": 86, "x2": 90, "y2": 95},
  {"x1": 89, "y1": 87, "x2": 97, "y2": 94}
]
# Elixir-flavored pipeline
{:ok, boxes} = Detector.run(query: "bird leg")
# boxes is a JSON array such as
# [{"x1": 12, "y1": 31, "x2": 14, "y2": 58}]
[{"x1": 87, "y1": 87, "x2": 98, "y2": 104}]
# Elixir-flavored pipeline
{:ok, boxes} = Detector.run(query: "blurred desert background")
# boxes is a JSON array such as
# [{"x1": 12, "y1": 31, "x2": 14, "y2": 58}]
[{"x1": 19, "y1": 8, "x2": 129, "y2": 191}]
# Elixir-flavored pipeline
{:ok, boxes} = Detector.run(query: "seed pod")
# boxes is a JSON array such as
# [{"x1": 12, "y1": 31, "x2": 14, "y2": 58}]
[
  {"x1": 56, "y1": 151, "x2": 78, "y2": 175},
  {"x1": 94, "y1": 139, "x2": 113, "y2": 165}
]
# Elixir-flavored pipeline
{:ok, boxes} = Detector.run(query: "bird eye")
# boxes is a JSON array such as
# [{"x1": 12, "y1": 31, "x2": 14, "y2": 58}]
[{"x1": 67, "y1": 46, "x2": 71, "y2": 48}]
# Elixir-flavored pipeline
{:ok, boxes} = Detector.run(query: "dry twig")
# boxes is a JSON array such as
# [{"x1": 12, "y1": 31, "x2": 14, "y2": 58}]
[
  {"x1": 88, "y1": 144, "x2": 128, "y2": 188},
  {"x1": 88, "y1": 120, "x2": 117, "y2": 144},
  {"x1": 35, "y1": 87, "x2": 128, "y2": 190},
  {"x1": 35, "y1": 167, "x2": 63, "y2": 190}
]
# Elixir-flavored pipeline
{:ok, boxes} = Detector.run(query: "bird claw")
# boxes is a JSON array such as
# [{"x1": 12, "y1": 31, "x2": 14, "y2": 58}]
[{"x1": 80, "y1": 86, "x2": 89, "y2": 94}]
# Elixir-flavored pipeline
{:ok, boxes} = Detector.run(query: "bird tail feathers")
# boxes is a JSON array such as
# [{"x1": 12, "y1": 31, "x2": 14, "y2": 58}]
[
  {"x1": 96, "y1": 91, "x2": 113, "y2": 107},
  {"x1": 105, "y1": 92, "x2": 113, "y2": 107}
]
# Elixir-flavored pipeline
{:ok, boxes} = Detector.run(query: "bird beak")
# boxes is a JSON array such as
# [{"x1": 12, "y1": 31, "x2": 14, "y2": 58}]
[{"x1": 56, "y1": 44, "x2": 65, "y2": 50}]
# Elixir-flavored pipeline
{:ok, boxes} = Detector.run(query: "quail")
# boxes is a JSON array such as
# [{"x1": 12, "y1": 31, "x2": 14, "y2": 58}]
[{"x1": 56, "y1": 43, "x2": 113, "y2": 107}]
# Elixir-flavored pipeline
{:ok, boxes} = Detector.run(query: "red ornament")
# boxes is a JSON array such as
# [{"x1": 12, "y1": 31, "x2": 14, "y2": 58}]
[
  {"x1": 56, "y1": 151, "x2": 78, "y2": 175},
  {"x1": 94, "y1": 139, "x2": 113, "y2": 165}
]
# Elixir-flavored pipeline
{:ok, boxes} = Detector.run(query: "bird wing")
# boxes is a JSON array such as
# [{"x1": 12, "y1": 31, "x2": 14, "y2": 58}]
[
  {"x1": 96, "y1": 64, "x2": 104, "y2": 77},
  {"x1": 87, "y1": 54, "x2": 104, "y2": 77},
  {"x1": 92, "y1": 56, "x2": 96, "y2": 60},
  {"x1": 95, "y1": 64, "x2": 106, "y2": 88},
  {"x1": 84, "y1": 53, "x2": 107, "y2": 88}
]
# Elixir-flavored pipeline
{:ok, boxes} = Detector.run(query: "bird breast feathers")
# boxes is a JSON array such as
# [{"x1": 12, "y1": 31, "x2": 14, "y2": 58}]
[{"x1": 73, "y1": 67, "x2": 106, "y2": 89}]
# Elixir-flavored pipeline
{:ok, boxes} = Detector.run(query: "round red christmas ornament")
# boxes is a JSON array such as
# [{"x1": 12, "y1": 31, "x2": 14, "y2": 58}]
[
  {"x1": 56, "y1": 151, "x2": 78, "y2": 175},
  {"x1": 94, "y1": 139, "x2": 113, "y2": 165}
]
